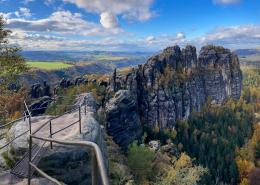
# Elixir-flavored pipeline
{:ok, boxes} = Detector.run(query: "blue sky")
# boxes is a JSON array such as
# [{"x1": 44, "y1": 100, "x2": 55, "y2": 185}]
[{"x1": 0, "y1": 0, "x2": 260, "y2": 51}]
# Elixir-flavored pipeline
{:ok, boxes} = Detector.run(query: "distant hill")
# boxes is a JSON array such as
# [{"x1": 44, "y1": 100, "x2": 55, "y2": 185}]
[
  {"x1": 235, "y1": 49, "x2": 260, "y2": 68},
  {"x1": 235, "y1": 49, "x2": 260, "y2": 57},
  {"x1": 21, "y1": 50, "x2": 153, "y2": 63}
]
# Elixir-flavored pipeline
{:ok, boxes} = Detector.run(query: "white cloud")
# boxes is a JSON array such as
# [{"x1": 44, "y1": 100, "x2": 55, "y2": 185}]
[
  {"x1": 176, "y1": 32, "x2": 186, "y2": 39},
  {"x1": 19, "y1": 7, "x2": 32, "y2": 18},
  {"x1": 0, "y1": 12, "x2": 12, "y2": 19},
  {"x1": 4, "y1": 10, "x2": 123, "y2": 37},
  {"x1": 213, "y1": 0, "x2": 240, "y2": 5},
  {"x1": 1, "y1": 7, "x2": 32, "y2": 19},
  {"x1": 195, "y1": 25, "x2": 260, "y2": 48},
  {"x1": 142, "y1": 33, "x2": 188, "y2": 50},
  {"x1": 146, "y1": 36, "x2": 155, "y2": 44},
  {"x1": 8, "y1": 24, "x2": 260, "y2": 51},
  {"x1": 8, "y1": 31, "x2": 144, "y2": 51},
  {"x1": 100, "y1": 12, "x2": 119, "y2": 29},
  {"x1": 63, "y1": 0, "x2": 155, "y2": 21}
]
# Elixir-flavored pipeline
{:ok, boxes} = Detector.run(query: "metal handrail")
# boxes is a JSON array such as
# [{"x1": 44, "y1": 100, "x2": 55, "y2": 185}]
[
  {"x1": 0, "y1": 130, "x2": 29, "y2": 150},
  {"x1": 51, "y1": 120, "x2": 79, "y2": 135},
  {"x1": 0, "y1": 116, "x2": 28, "y2": 129},
  {"x1": 0, "y1": 103, "x2": 30, "y2": 149},
  {"x1": 29, "y1": 135, "x2": 109, "y2": 185},
  {"x1": 29, "y1": 162, "x2": 62, "y2": 185},
  {"x1": 0, "y1": 94, "x2": 83, "y2": 127},
  {"x1": 32, "y1": 106, "x2": 80, "y2": 136},
  {"x1": 24, "y1": 101, "x2": 31, "y2": 117}
]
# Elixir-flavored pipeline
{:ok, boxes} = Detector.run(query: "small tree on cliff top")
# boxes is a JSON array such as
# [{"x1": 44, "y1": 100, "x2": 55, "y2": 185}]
[{"x1": 0, "y1": 16, "x2": 28, "y2": 121}]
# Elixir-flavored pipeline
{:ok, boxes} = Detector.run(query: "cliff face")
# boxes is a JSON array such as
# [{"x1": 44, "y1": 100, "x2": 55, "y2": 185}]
[{"x1": 105, "y1": 45, "x2": 242, "y2": 147}]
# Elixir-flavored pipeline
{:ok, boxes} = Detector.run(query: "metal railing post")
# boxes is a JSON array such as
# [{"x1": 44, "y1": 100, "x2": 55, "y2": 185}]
[
  {"x1": 29, "y1": 114, "x2": 32, "y2": 135},
  {"x1": 79, "y1": 106, "x2": 82, "y2": 134},
  {"x1": 24, "y1": 102, "x2": 26, "y2": 121},
  {"x1": 49, "y1": 120, "x2": 53, "y2": 149},
  {"x1": 28, "y1": 135, "x2": 32, "y2": 185},
  {"x1": 92, "y1": 149, "x2": 98, "y2": 185}
]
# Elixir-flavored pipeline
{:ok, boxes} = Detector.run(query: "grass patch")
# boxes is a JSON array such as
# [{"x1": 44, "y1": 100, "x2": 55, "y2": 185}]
[{"x1": 27, "y1": 61, "x2": 73, "y2": 70}]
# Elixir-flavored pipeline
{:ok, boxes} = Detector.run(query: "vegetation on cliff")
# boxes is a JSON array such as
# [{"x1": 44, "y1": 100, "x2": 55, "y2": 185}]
[{"x1": 47, "y1": 83, "x2": 106, "y2": 115}]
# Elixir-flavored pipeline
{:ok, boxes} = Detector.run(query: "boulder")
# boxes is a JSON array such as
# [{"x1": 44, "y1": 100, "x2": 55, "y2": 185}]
[
  {"x1": 148, "y1": 140, "x2": 160, "y2": 151},
  {"x1": 105, "y1": 90, "x2": 142, "y2": 149}
]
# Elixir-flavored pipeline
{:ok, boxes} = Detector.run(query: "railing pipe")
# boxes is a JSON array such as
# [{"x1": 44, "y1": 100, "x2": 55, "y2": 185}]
[
  {"x1": 79, "y1": 106, "x2": 82, "y2": 134},
  {"x1": 29, "y1": 162, "x2": 62, "y2": 185},
  {"x1": 28, "y1": 115, "x2": 32, "y2": 135},
  {"x1": 24, "y1": 101, "x2": 32, "y2": 134},
  {"x1": 0, "y1": 130, "x2": 29, "y2": 150},
  {"x1": 92, "y1": 149, "x2": 98, "y2": 185},
  {"x1": 51, "y1": 120, "x2": 79, "y2": 135},
  {"x1": 30, "y1": 135, "x2": 109, "y2": 185},
  {"x1": 28, "y1": 136, "x2": 32, "y2": 185},
  {"x1": 0, "y1": 116, "x2": 27, "y2": 129},
  {"x1": 49, "y1": 120, "x2": 53, "y2": 149}
]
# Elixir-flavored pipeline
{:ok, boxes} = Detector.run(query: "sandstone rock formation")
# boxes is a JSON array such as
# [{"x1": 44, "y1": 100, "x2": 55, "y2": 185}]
[
  {"x1": 105, "y1": 45, "x2": 243, "y2": 147},
  {"x1": 105, "y1": 90, "x2": 142, "y2": 149},
  {"x1": 30, "y1": 81, "x2": 51, "y2": 99},
  {"x1": 29, "y1": 96, "x2": 53, "y2": 116}
]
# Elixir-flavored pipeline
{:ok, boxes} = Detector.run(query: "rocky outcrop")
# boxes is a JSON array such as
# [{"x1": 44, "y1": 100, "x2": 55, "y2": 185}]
[
  {"x1": 198, "y1": 45, "x2": 242, "y2": 102},
  {"x1": 30, "y1": 81, "x2": 51, "y2": 99},
  {"x1": 74, "y1": 77, "x2": 88, "y2": 86},
  {"x1": 105, "y1": 45, "x2": 243, "y2": 141},
  {"x1": 29, "y1": 96, "x2": 53, "y2": 116},
  {"x1": 105, "y1": 90, "x2": 142, "y2": 149}
]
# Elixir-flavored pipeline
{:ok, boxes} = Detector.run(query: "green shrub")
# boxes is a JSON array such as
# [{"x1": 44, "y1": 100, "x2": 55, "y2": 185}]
[{"x1": 127, "y1": 142, "x2": 155, "y2": 184}]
